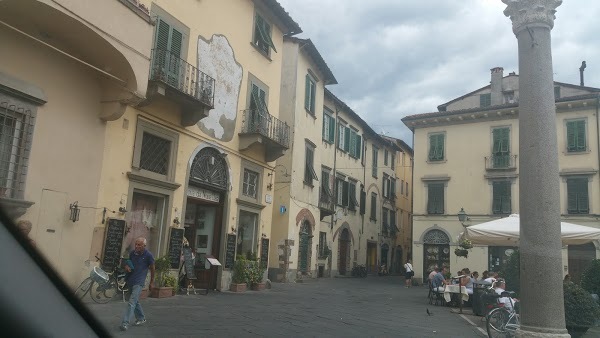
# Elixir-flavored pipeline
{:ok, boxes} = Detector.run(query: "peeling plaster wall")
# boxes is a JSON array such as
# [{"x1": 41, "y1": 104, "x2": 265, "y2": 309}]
[{"x1": 197, "y1": 35, "x2": 242, "y2": 141}]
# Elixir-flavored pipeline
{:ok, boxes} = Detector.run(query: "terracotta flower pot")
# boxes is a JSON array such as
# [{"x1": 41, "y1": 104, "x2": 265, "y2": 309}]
[
  {"x1": 230, "y1": 283, "x2": 247, "y2": 292},
  {"x1": 251, "y1": 282, "x2": 266, "y2": 291},
  {"x1": 150, "y1": 286, "x2": 174, "y2": 298}
]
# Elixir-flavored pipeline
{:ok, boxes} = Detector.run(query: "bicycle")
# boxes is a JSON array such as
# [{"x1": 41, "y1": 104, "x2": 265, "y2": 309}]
[
  {"x1": 74, "y1": 256, "x2": 129, "y2": 304},
  {"x1": 486, "y1": 291, "x2": 520, "y2": 337},
  {"x1": 351, "y1": 265, "x2": 368, "y2": 278}
]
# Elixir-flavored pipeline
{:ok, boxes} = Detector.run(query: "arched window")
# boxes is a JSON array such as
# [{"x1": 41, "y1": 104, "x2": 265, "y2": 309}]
[
  {"x1": 190, "y1": 147, "x2": 228, "y2": 190},
  {"x1": 423, "y1": 229, "x2": 450, "y2": 276}
]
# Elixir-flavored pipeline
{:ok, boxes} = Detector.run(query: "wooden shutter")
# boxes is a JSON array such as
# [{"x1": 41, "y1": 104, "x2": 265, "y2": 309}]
[
  {"x1": 329, "y1": 116, "x2": 335, "y2": 143},
  {"x1": 322, "y1": 114, "x2": 328, "y2": 141},
  {"x1": 576, "y1": 120, "x2": 586, "y2": 151},
  {"x1": 567, "y1": 121, "x2": 576, "y2": 152},
  {"x1": 342, "y1": 181, "x2": 349, "y2": 207},
  {"x1": 360, "y1": 190, "x2": 366, "y2": 215},
  {"x1": 427, "y1": 184, "x2": 444, "y2": 214},
  {"x1": 344, "y1": 126, "x2": 350, "y2": 152},
  {"x1": 568, "y1": 179, "x2": 588, "y2": 214},
  {"x1": 349, "y1": 130, "x2": 356, "y2": 156},
  {"x1": 305, "y1": 74, "x2": 311, "y2": 111},
  {"x1": 370, "y1": 193, "x2": 377, "y2": 219}
]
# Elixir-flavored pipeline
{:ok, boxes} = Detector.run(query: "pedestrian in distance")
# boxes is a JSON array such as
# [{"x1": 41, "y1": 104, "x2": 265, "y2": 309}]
[
  {"x1": 404, "y1": 259, "x2": 414, "y2": 288},
  {"x1": 120, "y1": 237, "x2": 155, "y2": 331}
]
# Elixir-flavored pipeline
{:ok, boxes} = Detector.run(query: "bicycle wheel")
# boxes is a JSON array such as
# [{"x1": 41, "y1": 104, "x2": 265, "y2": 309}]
[
  {"x1": 91, "y1": 280, "x2": 117, "y2": 304},
  {"x1": 74, "y1": 277, "x2": 93, "y2": 299},
  {"x1": 486, "y1": 307, "x2": 511, "y2": 338}
]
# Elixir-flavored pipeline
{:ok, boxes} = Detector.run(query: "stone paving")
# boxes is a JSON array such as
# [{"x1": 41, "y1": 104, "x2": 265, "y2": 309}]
[{"x1": 84, "y1": 276, "x2": 485, "y2": 337}]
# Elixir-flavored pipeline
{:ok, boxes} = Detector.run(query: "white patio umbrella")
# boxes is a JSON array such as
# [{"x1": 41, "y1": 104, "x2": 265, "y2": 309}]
[{"x1": 464, "y1": 214, "x2": 600, "y2": 246}]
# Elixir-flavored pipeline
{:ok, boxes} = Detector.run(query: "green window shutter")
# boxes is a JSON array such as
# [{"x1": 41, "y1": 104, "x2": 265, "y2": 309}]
[
  {"x1": 429, "y1": 134, "x2": 444, "y2": 161},
  {"x1": 337, "y1": 123, "x2": 344, "y2": 150},
  {"x1": 566, "y1": 121, "x2": 576, "y2": 152},
  {"x1": 428, "y1": 184, "x2": 444, "y2": 214},
  {"x1": 322, "y1": 114, "x2": 328, "y2": 141},
  {"x1": 360, "y1": 190, "x2": 366, "y2": 215},
  {"x1": 255, "y1": 14, "x2": 277, "y2": 53},
  {"x1": 567, "y1": 179, "x2": 577, "y2": 213},
  {"x1": 348, "y1": 183, "x2": 356, "y2": 210},
  {"x1": 568, "y1": 179, "x2": 589, "y2": 214},
  {"x1": 355, "y1": 135, "x2": 362, "y2": 159},
  {"x1": 576, "y1": 120, "x2": 586, "y2": 151},
  {"x1": 342, "y1": 181, "x2": 349, "y2": 207},
  {"x1": 349, "y1": 130, "x2": 356, "y2": 156},
  {"x1": 344, "y1": 126, "x2": 350, "y2": 152},
  {"x1": 493, "y1": 182, "x2": 511, "y2": 214},
  {"x1": 155, "y1": 19, "x2": 170, "y2": 51},
  {"x1": 170, "y1": 29, "x2": 183, "y2": 58},
  {"x1": 428, "y1": 135, "x2": 436, "y2": 160},
  {"x1": 438, "y1": 134, "x2": 445, "y2": 160},
  {"x1": 305, "y1": 74, "x2": 310, "y2": 111},
  {"x1": 503, "y1": 183, "x2": 512, "y2": 214},
  {"x1": 370, "y1": 193, "x2": 377, "y2": 220}
]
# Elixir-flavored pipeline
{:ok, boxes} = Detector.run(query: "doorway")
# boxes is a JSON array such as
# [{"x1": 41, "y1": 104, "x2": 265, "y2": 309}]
[
  {"x1": 338, "y1": 228, "x2": 350, "y2": 275},
  {"x1": 366, "y1": 241, "x2": 377, "y2": 274},
  {"x1": 184, "y1": 199, "x2": 222, "y2": 290},
  {"x1": 298, "y1": 221, "x2": 312, "y2": 274},
  {"x1": 422, "y1": 229, "x2": 450, "y2": 276},
  {"x1": 394, "y1": 246, "x2": 403, "y2": 274},
  {"x1": 381, "y1": 244, "x2": 389, "y2": 267},
  {"x1": 568, "y1": 243, "x2": 596, "y2": 283}
]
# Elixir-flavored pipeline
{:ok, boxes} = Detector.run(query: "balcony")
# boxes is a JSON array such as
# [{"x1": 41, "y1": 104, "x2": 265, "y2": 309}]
[
  {"x1": 239, "y1": 109, "x2": 290, "y2": 162},
  {"x1": 318, "y1": 188, "x2": 335, "y2": 220},
  {"x1": 485, "y1": 154, "x2": 518, "y2": 171},
  {"x1": 147, "y1": 48, "x2": 216, "y2": 126}
]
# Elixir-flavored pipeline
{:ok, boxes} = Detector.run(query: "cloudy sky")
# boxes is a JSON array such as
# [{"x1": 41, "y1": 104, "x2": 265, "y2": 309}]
[{"x1": 277, "y1": 0, "x2": 600, "y2": 145}]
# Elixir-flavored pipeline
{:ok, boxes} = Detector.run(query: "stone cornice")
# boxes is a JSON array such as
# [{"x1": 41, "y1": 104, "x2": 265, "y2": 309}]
[{"x1": 502, "y1": 0, "x2": 563, "y2": 33}]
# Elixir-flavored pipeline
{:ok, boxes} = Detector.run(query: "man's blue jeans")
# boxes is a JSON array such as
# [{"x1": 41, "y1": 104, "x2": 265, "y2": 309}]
[{"x1": 121, "y1": 284, "x2": 145, "y2": 325}]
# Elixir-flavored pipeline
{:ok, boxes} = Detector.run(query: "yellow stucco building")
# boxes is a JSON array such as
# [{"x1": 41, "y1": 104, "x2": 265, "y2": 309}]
[{"x1": 403, "y1": 67, "x2": 600, "y2": 283}]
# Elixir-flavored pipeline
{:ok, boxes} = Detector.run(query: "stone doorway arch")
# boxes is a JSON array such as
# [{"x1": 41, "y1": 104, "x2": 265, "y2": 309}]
[
  {"x1": 422, "y1": 229, "x2": 450, "y2": 277},
  {"x1": 298, "y1": 220, "x2": 312, "y2": 275},
  {"x1": 339, "y1": 228, "x2": 351, "y2": 275}
]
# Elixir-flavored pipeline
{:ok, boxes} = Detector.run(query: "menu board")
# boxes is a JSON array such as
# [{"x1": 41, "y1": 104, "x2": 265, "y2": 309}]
[
  {"x1": 102, "y1": 218, "x2": 126, "y2": 271},
  {"x1": 260, "y1": 238, "x2": 269, "y2": 268},
  {"x1": 182, "y1": 247, "x2": 196, "y2": 280},
  {"x1": 168, "y1": 228, "x2": 185, "y2": 269},
  {"x1": 225, "y1": 234, "x2": 236, "y2": 269}
]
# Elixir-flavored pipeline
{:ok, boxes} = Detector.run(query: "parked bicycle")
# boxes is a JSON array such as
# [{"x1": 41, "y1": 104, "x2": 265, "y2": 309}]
[
  {"x1": 351, "y1": 265, "x2": 368, "y2": 278},
  {"x1": 485, "y1": 287, "x2": 520, "y2": 337},
  {"x1": 74, "y1": 256, "x2": 129, "y2": 304}
]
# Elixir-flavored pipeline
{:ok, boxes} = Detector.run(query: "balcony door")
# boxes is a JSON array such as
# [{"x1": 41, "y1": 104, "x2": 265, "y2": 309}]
[{"x1": 154, "y1": 18, "x2": 183, "y2": 87}]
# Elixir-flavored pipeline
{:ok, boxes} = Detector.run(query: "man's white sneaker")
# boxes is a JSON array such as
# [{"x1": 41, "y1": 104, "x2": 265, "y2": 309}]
[{"x1": 135, "y1": 319, "x2": 146, "y2": 326}]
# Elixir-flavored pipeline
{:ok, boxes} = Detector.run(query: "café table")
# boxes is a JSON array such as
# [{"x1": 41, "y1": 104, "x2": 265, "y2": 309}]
[{"x1": 444, "y1": 285, "x2": 469, "y2": 313}]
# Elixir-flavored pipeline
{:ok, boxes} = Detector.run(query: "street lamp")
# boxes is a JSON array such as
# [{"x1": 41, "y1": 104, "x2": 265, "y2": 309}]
[{"x1": 457, "y1": 207, "x2": 469, "y2": 226}]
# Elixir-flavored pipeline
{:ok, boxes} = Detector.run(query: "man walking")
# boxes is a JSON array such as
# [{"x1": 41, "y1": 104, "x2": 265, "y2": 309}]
[{"x1": 120, "y1": 237, "x2": 155, "y2": 331}]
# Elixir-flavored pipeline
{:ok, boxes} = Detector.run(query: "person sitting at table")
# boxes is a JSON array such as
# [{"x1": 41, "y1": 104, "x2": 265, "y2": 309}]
[
  {"x1": 461, "y1": 268, "x2": 474, "y2": 295},
  {"x1": 428, "y1": 266, "x2": 439, "y2": 283},
  {"x1": 432, "y1": 266, "x2": 447, "y2": 292},
  {"x1": 494, "y1": 279, "x2": 518, "y2": 311},
  {"x1": 484, "y1": 271, "x2": 498, "y2": 283},
  {"x1": 471, "y1": 271, "x2": 479, "y2": 282},
  {"x1": 482, "y1": 270, "x2": 489, "y2": 281}
]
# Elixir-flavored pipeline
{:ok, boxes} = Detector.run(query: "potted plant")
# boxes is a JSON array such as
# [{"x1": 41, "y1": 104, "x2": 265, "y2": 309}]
[
  {"x1": 454, "y1": 248, "x2": 469, "y2": 258},
  {"x1": 150, "y1": 256, "x2": 174, "y2": 298},
  {"x1": 230, "y1": 255, "x2": 248, "y2": 292},
  {"x1": 564, "y1": 281, "x2": 600, "y2": 337},
  {"x1": 248, "y1": 259, "x2": 266, "y2": 291}
]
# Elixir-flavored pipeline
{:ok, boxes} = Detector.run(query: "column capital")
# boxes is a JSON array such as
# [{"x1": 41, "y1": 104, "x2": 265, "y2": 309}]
[{"x1": 502, "y1": 0, "x2": 562, "y2": 34}]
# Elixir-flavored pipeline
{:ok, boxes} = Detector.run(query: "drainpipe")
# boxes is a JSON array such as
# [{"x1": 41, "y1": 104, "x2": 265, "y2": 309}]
[
  {"x1": 330, "y1": 101, "x2": 339, "y2": 277},
  {"x1": 596, "y1": 94, "x2": 600, "y2": 216},
  {"x1": 410, "y1": 130, "x2": 415, "y2": 262}
]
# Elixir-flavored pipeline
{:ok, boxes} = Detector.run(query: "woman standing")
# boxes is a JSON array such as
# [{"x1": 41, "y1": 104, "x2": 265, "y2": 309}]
[{"x1": 404, "y1": 259, "x2": 414, "y2": 288}]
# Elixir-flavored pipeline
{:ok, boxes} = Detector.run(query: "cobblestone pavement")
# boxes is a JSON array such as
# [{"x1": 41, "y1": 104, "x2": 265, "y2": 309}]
[{"x1": 85, "y1": 276, "x2": 486, "y2": 337}]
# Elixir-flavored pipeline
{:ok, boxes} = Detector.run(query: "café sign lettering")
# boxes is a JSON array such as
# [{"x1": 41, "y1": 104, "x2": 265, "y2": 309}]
[{"x1": 187, "y1": 186, "x2": 220, "y2": 203}]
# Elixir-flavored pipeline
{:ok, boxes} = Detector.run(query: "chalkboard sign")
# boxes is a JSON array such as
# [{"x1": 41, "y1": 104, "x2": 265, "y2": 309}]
[
  {"x1": 182, "y1": 247, "x2": 196, "y2": 279},
  {"x1": 225, "y1": 234, "x2": 236, "y2": 269},
  {"x1": 168, "y1": 228, "x2": 185, "y2": 269},
  {"x1": 102, "y1": 219, "x2": 126, "y2": 271},
  {"x1": 260, "y1": 238, "x2": 269, "y2": 268}
]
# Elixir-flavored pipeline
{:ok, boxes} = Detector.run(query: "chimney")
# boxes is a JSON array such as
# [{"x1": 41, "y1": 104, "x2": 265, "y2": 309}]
[
  {"x1": 579, "y1": 61, "x2": 586, "y2": 86},
  {"x1": 490, "y1": 67, "x2": 504, "y2": 106}
]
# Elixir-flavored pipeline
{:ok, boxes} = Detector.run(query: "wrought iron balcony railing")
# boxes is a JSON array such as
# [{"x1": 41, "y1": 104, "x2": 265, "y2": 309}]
[
  {"x1": 149, "y1": 48, "x2": 215, "y2": 108},
  {"x1": 485, "y1": 154, "x2": 518, "y2": 170},
  {"x1": 319, "y1": 188, "x2": 334, "y2": 211},
  {"x1": 241, "y1": 109, "x2": 290, "y2": 148}
]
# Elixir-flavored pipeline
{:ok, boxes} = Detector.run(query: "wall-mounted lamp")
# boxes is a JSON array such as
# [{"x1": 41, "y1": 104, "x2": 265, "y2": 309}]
[
  {"x1": 69, "y1": 202, "x2": 80, "y2": 222},
  {"x1": 173, "y1": 217, "x2": 180, "y2": 226},
  {"x1": 118, "y1": 207, "x2": 127, "y2": 213},
  {"x1": 458, "y1": 207, "x2": 470, "y2": 227}
]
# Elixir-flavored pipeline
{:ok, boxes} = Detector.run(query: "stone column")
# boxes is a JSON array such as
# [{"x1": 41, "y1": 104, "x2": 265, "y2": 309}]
[{"x1": 503, "y1": 1, "x2": 569, "y2": 337}]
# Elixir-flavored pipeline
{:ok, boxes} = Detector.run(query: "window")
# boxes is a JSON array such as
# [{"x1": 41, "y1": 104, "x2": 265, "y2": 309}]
[
  {"x1": 133, "y1": 120, "x2": 179, "y2": 182},
  {"x1": 335, "y1": 176, "x2": 349, "y2": 207},
  {"x1": 238, "y1": 210, "x2": 259, "y2": 256},
  {"x1": 305, "y1": 74, "x2": 316, "y2": 114},
  {"x1": 390, "y1": 210, "x2": 397, "y2": 235},
  {"x1": 401, "y1": 180, "x2": 404, "y2": 195},
  {"x1": 428, "y1": 133, "x2": 445, "y2": 162},
  {"x1": 304, "y1": 142, "x2": 318, "y2": 186},
  {"x1": 337, "y1": 122, "x2": 347, "y2": 151},
  {"x1": 242, "y1": 169, "x2": 259, "y2": 198},
  {"x1": 391, "y1": 178, "x2": 396, "y2": 199},
  {"x1": 566, "y1": 120, "x2": 586, "y2": 153},
  {"x1": 0, "y1": 97, "x2": 35, "y2": 200},
  {"x1": 372, "y1": 147, "x2": 378, "y2": 178},
  {"x1": 319, "y1": 232, "x2": 328, "y2": 258},
  {"x1": 391, "y1": 153, "x2": 395, "y2": 170},
  {"x1": 370, "y1": 192, "x2": 377, "y2": 220},
  {"x1": 349, "y1": 128, "x2": 362, "y2": 159},
  {"x1": 492, "y1": 127, "x2": 510, "y2": 167},
  {"x1": 480, "y1": 93, "x2": 491, "y2": 107},
  {"x1": 322, "y1": 109, "x2": 335, "y2": 143},
  {"x1": 382, "y1": 208, "x2": 389, "y2": 236},
  {"x1": 382, "y1": 174, "x2": 391, "y2": 198},
  {"x1": 492, "y1": 181, "x2": 511, "y2": 214},
  {"x1": 567, "y1": 178, "x2": 589, "y2": 214},
  {"x1": 406, "y1": 182, "x2": 409, "y2": 196},
  {"x1": 247, "y1": 76, "x2": 271, "y2": 135},
  {"x1": 348, "y1": 180, "x2": 359, "y2": 210},
  {"x1": 384, "y1": 149, "x2": 389, "y2": 166},
  {"x1": 321, "y1": 169, "x2": 332, "y2": 199},
  {"x1": 427, "y1": 183, "x2": 444, "y2": 214},
  {"x1": 554, "y1": 86, "x2": 561, "y2": 100},
  {"x1": 153, "y1": 17, "x2": 185, "y2": 87},
  {"x1": 252, "y1": 12, "x2": 276, "y2": 55}
]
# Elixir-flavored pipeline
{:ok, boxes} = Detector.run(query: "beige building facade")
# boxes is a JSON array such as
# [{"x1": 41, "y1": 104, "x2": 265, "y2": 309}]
[
  {"x1": 1, "y1": 0, "x2": 302, "y2": 290},
  {"x1": 403, "y1": 67, "x2": 600, "y2": 283}
]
